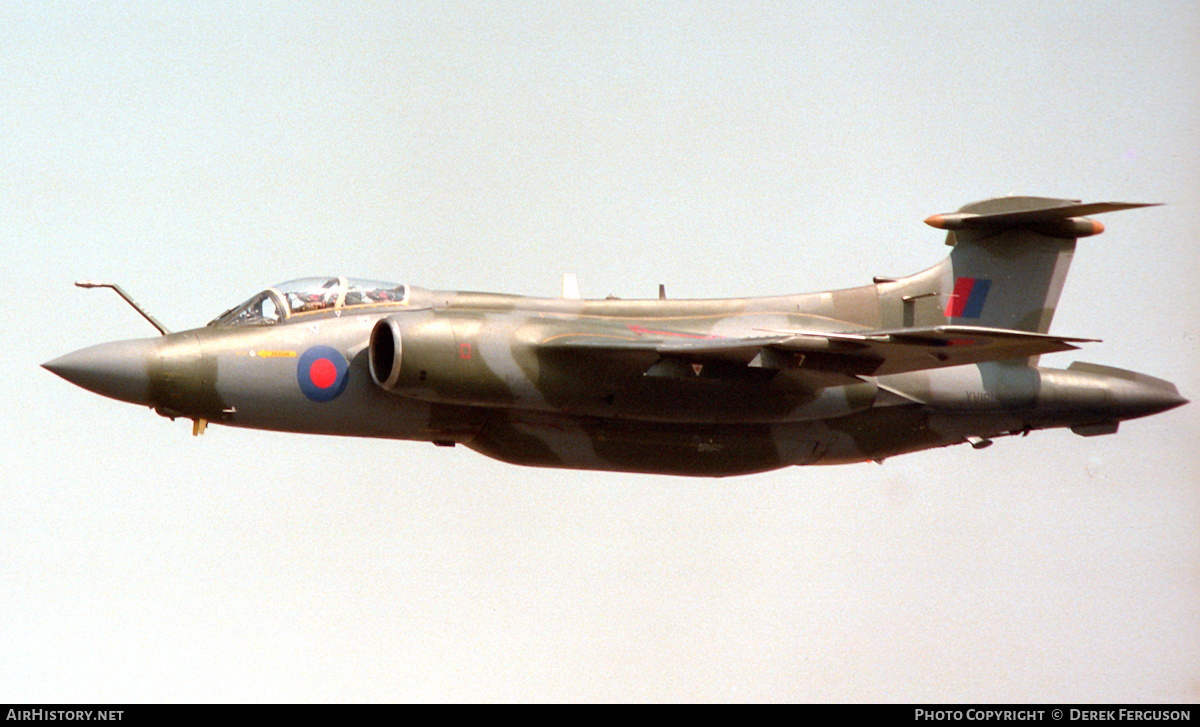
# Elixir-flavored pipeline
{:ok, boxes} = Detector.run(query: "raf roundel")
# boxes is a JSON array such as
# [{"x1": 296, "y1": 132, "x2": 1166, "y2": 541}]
[{"x1": 297, "y1": 345, "x2": 350, "y2": 402}]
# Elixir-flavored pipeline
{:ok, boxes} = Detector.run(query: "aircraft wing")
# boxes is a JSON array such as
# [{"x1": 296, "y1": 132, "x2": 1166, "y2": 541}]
[
  {"x1": 541, "y1": 325, "x2": 1095, "y2": 378},
  {"x1": 764, "y1": 325, "x2": 1095, "y2": 376}
]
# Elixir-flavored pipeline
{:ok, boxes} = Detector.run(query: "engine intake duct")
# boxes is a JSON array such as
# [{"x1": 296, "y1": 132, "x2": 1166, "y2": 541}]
[{"x1": 368, "y1": 315, "x2": 403, "y2": 389}]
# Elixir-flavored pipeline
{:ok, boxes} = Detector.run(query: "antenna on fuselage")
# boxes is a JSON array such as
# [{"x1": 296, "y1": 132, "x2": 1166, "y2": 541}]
[{"x1": 561, "y1": 273, "x2": 580, "y2": 300}]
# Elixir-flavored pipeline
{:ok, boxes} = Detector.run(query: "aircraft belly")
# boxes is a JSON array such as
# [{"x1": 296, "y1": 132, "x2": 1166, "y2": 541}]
[
  {"x1": 466, "y1": 402, "x2": 1020, "y2": 473},
  {"x1": 467, "y1": 412, "x2": 825, "y2": 476},
  {"x1": 535, "y1": 376, "x2": 877, "y2": 424}
]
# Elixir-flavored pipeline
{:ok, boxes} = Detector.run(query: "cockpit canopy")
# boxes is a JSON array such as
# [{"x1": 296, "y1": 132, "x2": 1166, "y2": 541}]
[{"x1": 210, "y1": 277, "x2": 407, "y2": 327}]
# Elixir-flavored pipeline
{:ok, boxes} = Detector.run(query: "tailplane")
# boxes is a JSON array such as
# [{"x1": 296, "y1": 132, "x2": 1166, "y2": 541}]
[{"x1": 886, "y1": 197, "x2": 1156, "y2": 335}]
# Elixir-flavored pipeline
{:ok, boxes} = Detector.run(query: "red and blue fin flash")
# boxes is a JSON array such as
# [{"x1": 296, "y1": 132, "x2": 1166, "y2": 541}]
[{"x1": 945, "y1": 277, "x2": 992, "y2": 319}]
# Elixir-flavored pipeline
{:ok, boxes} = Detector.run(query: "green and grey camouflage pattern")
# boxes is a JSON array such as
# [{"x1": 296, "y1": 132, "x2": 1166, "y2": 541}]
[{"x1": 45, "y1": 197, "x2": 1186, "y2": 476}]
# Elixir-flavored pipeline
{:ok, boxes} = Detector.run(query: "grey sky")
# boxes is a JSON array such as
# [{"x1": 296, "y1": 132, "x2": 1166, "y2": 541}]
[{"x1": 3, "y1": 1, "x2": 1197, "y2": 701}]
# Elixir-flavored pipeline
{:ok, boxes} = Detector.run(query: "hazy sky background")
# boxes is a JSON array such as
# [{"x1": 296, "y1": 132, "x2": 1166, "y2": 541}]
[{"x1": 3, "y1": 1, "x2": 1197, "y2": 702}]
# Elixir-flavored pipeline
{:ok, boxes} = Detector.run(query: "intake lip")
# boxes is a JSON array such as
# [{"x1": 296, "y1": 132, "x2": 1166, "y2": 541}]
[{"x1": 368, "y1": 316, "x2": 404, "y2": 389}]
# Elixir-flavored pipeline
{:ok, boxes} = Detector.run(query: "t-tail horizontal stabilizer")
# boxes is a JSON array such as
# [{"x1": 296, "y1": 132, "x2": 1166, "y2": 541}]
[{"x1": 925, "y1": 199, "x2": 1159, "y2": 240}]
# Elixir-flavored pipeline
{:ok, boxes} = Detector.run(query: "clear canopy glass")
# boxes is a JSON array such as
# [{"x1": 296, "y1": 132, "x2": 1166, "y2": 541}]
[{"x1": 211, "y1": 277, "x2": 407, "y2": 326}]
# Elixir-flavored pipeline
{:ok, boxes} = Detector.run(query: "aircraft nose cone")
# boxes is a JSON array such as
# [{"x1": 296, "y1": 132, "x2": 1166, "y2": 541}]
[{"x1": 43, "y1": 338, "x2": 158, "y2": 406}]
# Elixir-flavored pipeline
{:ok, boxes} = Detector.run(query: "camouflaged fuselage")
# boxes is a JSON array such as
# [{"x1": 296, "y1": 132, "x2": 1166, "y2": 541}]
[{"x1": 45, "y1": 198, "x2": 1187, "y2": 476}]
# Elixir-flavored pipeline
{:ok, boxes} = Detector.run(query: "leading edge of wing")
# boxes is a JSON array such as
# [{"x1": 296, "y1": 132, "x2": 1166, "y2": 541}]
[
  {"x1": 768, "y1": 325, "x2": 1096, "y2": 376},
  {"x1": 540, "y1": 325, "x2": 1096, "y2": 377}
]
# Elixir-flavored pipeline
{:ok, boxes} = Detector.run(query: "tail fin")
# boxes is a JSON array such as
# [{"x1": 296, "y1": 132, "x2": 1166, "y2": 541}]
[{"x1": 899, "y1": 197, "x2": 1155, "y2": 334}]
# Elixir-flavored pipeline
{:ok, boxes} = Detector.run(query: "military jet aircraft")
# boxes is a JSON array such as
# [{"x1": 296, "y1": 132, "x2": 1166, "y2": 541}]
[{"x1": 44, "y1": 196, "x2": 1186, "y2": 476}]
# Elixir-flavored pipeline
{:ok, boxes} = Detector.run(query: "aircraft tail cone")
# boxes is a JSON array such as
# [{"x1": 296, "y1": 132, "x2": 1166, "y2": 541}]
[
  {"x1": 1120, "y1": 385, "x2": 1188, "y2": 418},
  {"x1": 1104, "y1": 371, "x2": 1188, "y2": 420}
]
